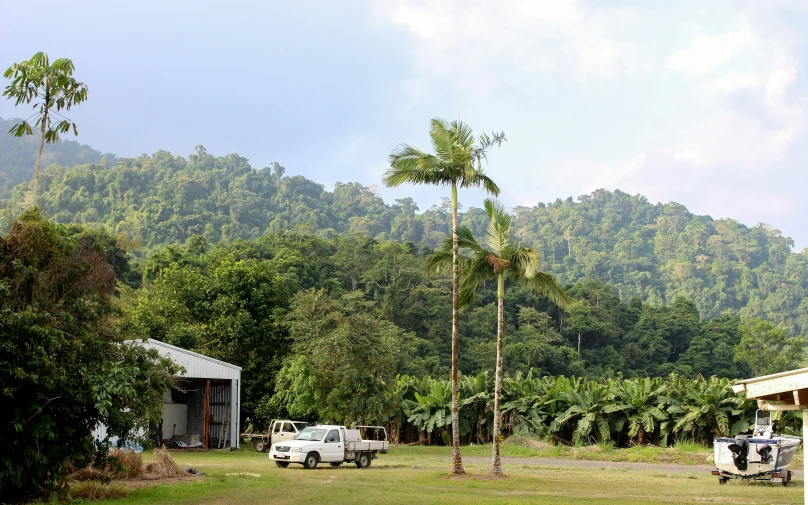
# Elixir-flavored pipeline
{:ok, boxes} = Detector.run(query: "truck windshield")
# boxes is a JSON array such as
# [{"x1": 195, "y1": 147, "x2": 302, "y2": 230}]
[{"x1": 293, "y1": 428, "x2": 327, "y2": 441}]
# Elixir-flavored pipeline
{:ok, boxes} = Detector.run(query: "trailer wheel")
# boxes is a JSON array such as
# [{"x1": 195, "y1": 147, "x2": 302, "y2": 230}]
[
  {"x1": 329, "y1": 462, "x2": 342, "y2": 467},
  {"x1": 718, "y1": 477, "x2": 728, "y2": 485},
  {"x1": 275, "y1": 461, "x2": 289, "y2": 468},
  {"x1": 303, "y1": 452, "x2": 319, "y2": 470},
  {"x1": 355, "y1": 452, "x2": 371, "y2": 469},
  {"x1": 781, "y1": 471, "x2": 791, "y2": 487},
  {"x1": 253, "y1": 439, "x2": 267, "y2": 452}
]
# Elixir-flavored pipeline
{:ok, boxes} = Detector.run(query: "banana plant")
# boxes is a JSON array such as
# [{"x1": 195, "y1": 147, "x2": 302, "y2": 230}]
[
  {"x1": 667, "y1": 377, "x2": 744, "y2": 444},
  {"x1": 614, "y1": 377, "x2": 669, "y2": 445},
  {"x1": 460, "y1": 372, "x2": 493, "y2": 443},
  {"x1": 556, "y1": 380, "x2": 623, "y2": 444}
]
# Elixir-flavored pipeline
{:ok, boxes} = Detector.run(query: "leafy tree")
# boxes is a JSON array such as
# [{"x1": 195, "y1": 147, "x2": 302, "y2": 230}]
[
  {"x1": 272, "y1": 290, "x2": 401, "y2": 424},
  {"x1": 0, "y1": 210, "x2": 175, "y2": 502},
  {"x1": 132, "y1": 253, "x2": 289, "y2": 424},
  {"x1": 428, "y1": 199, "x2": 569, "y2": 475},
  {"x1": 734, "y1": 318, "x2": 806, "y2": 376},
  {"x1": 384, "y1": 118, "x2": 504, "y2": 475},
  {"x1": 677, "y1": 314, "x2": 747, "y2": 378},
  {"x1": 3, "y1": 53, "x2": 88, "y2": 205}
]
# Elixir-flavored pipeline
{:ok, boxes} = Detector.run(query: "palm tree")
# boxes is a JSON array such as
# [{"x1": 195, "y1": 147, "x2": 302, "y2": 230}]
[
  {"x1": 428, "y1": 199, "x2": 569, "y2": 475},
  {"x1": 3, "y1": 52, "x2": 88, "y2": 205},
  {"x1": 384, "y1": 118, "x2": 504, "y2": 475}
]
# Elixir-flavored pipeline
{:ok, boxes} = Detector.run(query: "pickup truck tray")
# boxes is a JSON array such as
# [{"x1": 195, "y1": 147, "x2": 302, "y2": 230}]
[{"x1": 347, "y1": 440, "x2": 389, "y2": 451}]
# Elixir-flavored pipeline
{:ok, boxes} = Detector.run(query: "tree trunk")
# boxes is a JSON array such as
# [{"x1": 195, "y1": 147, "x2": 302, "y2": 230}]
[
  {"x1": 449, "y1": 180, "x2": 464, "y2": 475},
  {"x1": 491, "y1": 273, "x2": 505, "y2": 476},
  {"x1": 31, "y1": 113, "x2": 47, "y2": 207},
  {"x1": 577, "y1": 332, "x2": 581, "y2": 355}
]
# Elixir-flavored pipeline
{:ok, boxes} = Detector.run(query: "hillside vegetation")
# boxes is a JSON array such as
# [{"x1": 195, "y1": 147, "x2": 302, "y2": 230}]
[
  {"x1": 4, "y1": 145, "x2": 806, "y2": 336},
  {"x1": 0, "y1": 117, "x2": 108, "y2": 197}
]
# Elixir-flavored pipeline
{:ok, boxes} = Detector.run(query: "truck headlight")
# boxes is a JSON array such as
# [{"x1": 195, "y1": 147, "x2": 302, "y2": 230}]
[{"x1": 291, "y1": 447, "x2": 302, "y2": 452}]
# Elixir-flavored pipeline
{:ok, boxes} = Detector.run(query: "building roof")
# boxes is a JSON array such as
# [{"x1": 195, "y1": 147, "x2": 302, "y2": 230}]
[
  {"x1": 127, "y1": 339, "x2": 241, "y2": 380},
  {"x1": 733, "y1": 367, "x2": 808, "y2": 406}
]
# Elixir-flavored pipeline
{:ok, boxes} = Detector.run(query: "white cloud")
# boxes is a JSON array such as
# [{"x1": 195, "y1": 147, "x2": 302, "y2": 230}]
[
  {"x1": 676, "y1": 50, "x2": 803, "y2": 168},
  {"x1": 373, "y1": 0, "x2": 640, "y2": 96},
  {"x1": 667, "y1": 26, "x2": 756, "y2": 76}
]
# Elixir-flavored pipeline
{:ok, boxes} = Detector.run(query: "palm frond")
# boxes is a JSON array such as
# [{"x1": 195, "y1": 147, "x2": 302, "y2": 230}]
[
  {"x1": 517, "y1": 270, "x2": 571, "y2": 308},
  {"x1": 509, "y1": 247, "x2": 539, "y2": 279},
  {"x1": 424, "y1": 248, "x2": 453, "y2": 276},
  {"x1": 483, "y1": 198, "x2": 510, "y2": 253},
  {"x1": 449, "y1": 120, "x2": 476, "y2": 150},
  {"x1": 429, "y1": 118, "x2": 455, "y2": 163},
  {"x1": 455, "y1": 226, "x2": 487, "y2": 254},
  {"x1": 383, "y1": 153, "x2": 448, "y2": 187},
  {"x1": 477, "y1": 130, "x2": 507, "y2": 153},
  {"x1": 458, "y1": 257, "x2": 495, "y2": 308}
]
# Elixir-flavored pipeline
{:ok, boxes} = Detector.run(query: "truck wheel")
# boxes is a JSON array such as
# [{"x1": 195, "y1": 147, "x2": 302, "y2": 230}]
[
  {"x1": 253, "y1": 439, "x2": 267, "y2": 452},
  {"x1": 355, "y1": 452, "x2": 371, "y2": 469},
  {"x1": 329, "y1": 462, "x2": 342, "y2": 467},
  {"x1": 275, "y1": 461, "x2": 289, "y2": 468},
  {"x1": 303, "y1": 452, "x2": 319, "y2": 470}
]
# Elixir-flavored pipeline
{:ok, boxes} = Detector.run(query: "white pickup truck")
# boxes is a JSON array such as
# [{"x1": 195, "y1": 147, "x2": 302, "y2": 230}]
[{"x1": 269, "y1": 425, "x2": 389, "y2": 469}]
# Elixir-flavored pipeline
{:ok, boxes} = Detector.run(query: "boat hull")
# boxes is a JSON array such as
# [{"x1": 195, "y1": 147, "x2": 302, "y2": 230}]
[{"x1": 713, "y1": 436, "x2": 800, "y2": 479}]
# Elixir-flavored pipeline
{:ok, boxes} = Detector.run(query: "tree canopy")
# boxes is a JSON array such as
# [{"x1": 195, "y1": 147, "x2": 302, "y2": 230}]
[{"x1": 1, "y1": 146, "x2": 805, "y2": 339}]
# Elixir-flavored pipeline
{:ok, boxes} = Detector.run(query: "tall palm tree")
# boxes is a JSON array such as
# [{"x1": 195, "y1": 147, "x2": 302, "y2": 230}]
[
  {"x1": 3, "y1": 52, "x2": 88, "y2": 206},
  {"x1": 427, "y1": 199, "x2": 569, "y2": 475},
  {"x1": 384, "y1": 118, "x2": 504, "y2": 475}
]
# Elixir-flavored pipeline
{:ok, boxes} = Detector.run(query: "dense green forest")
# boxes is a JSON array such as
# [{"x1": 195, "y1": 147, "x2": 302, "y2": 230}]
[
  {"x1": 2, "y1": 144, "x2": 807, "y2": 338},
  {"x1": 0, "y1": 117, "x2": 108, "y2": 197},
  {"x1": 129, "y1": 231, "x2": 803, "y2": 390},
  {"x1": 122, "y1": 225, "x2": 805, "y2": 443}
]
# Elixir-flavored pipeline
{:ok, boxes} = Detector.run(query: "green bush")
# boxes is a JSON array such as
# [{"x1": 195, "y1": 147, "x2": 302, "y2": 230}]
[{"x1": 0, "y1": 210, "x2": 176, "y2": 502}]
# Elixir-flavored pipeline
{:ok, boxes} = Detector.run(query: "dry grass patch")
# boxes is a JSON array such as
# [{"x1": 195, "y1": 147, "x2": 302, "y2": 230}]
[
  {"x1": 142, "y1": 448, "x2": 187, "y2": 479},
  {"x1": 67, "y1": 481, "x2": 129, "y2": 501},
  {"x1": 505, "y1": 435, "x2": 550, "y2": 451},
  {"x1": 69, "y1": 447, "x2": 189, "y2": 483}
]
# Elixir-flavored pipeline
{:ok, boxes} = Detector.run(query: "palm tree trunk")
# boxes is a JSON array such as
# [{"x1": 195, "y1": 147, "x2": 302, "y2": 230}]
[
  {"x1": 491, "y1": 273, "x2": 505, "y2": 476},
  {"x1": 31, "y1": 113, "x2": 47, "y2": 207},
  {"x1": 450, "y1": 179, "x2": 464, "y2": 475}
]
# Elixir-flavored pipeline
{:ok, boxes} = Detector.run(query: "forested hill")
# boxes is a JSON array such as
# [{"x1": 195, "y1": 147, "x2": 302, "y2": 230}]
[
  {"x1": 4, "y1": 146, "x2": 808, "y2": 335},
  {"x1": 0, "y1": 117, "x2": 110, "y2": 197}
]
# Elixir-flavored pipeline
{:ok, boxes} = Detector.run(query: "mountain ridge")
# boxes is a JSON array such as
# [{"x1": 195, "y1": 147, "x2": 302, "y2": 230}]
[{"x1": 1, "y1": 139, "x2": 806, "y2": 337}]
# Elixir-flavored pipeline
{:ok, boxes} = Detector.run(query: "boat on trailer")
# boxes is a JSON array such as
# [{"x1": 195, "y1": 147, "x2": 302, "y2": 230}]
[{"x1": 712, "y1": 409, "x2": 801, "y2": 486}]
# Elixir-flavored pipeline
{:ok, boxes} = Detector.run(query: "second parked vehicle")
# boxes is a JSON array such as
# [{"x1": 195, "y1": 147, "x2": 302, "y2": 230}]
[{"x1": 242, "y1": 419, "x2": 308, "y2": 452}]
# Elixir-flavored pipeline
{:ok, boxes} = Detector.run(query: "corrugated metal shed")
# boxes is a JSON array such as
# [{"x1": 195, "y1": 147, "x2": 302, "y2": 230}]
[
  {"x1": 133, "y1": 339, "x2": 242, "y2": 379},
  {"x1": 126, "y1": 339, "x2": 242, "y2": 448}
]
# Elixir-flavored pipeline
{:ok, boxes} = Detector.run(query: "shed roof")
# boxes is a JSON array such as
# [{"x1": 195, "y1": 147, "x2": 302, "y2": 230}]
[
  {"x1": 127, "y1": 339, "x2": 241, "y2": 381},
  {"x1": 732, "y1": 367, "x2": 808, "y2": 406}
]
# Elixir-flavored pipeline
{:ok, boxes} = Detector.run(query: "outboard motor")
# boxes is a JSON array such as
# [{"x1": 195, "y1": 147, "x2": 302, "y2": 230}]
[
  {"x1": 727, "y1": 435, "x2": 749, "y2": 471},
  {"x1": 756, "y1": 444, "x2": 773, "y2": 464}
]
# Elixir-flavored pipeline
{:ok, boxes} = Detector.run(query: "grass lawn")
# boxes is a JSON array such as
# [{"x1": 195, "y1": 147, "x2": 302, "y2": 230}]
[{"x1": 77, "y1": 445, "x2": 803, "y2": 505}]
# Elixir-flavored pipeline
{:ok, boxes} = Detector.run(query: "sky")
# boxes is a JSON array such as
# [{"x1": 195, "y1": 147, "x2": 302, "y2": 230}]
[{"x1": 2, "y1": 0, "x2": 808, "y2": 249}]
